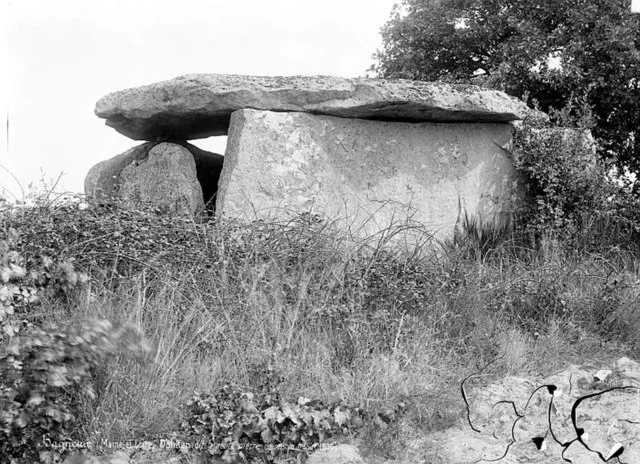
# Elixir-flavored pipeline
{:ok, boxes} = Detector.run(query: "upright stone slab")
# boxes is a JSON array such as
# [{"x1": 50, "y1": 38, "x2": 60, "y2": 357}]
[
  {"x1": 85, "y1": 142, "x2": 224, "y2": 215},
  {"x1": 216, "y1": 109, "x2": 522, "y2": 237},
  {"x1": 85, "y1": 142, "x2": 155, "y2": 201},
  {"x1": 85, "y1": 142, "x2": 206, "y2": 215},
  {"x1": 118, "y1": 143, "x2": 205, "y2": 215}
]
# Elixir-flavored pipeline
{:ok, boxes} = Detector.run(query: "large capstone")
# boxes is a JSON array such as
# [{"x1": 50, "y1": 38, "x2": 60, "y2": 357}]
[
  {"x1": 216, "y1": 109, "x2": 524, "y2": 238},
  {"x1": 94, "y1": 74, "x2": 544, "y2": 141}
]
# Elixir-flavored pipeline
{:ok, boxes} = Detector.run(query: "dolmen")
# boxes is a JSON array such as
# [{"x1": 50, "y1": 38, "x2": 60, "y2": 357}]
[{"x1": 86, "y1": 74, "x2": 560, "y2": 238}]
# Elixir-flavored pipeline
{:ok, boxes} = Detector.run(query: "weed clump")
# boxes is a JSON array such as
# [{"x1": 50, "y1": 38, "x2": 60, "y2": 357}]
[
  {"x1": 181, "y1": 369, "x2": 405, "y2": 463},
  {"x1": 0, "y1": 181, "x2": 638, "y2": 462},
  {"x1": 0, "y1": 320, "x2": 150, "y2": 462}
]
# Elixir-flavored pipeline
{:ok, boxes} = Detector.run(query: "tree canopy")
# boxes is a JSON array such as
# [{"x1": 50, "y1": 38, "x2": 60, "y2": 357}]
[{"x1": 373, "y1": 0, "x2": 640, "y2": 184}]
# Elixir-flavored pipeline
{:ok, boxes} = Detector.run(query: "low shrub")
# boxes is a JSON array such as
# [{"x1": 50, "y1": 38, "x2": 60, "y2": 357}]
[
  {"x1": 510, "y1": 103, "x2": 640, "y2": 253},
  {"x1": 0, "y1": 319, "x2": 150, "y2": 462},
  {"x1": 511, "y1": 122, "x2": 607, "y2": 236},
  {"x1": 180, "y1": 369, "x2": 405, "y2": 463},
  {"x1": 1, "y1": 227, "x2": 89, "y2": 341},
  {"x1": 445, "y1": 213, "x2": 523, "y2": 262}
]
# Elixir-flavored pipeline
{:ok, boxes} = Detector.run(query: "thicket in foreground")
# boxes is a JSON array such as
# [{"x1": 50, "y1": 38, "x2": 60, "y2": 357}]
[{"x1": 1, "y1": 184, "x2": 639, "y2": 462}]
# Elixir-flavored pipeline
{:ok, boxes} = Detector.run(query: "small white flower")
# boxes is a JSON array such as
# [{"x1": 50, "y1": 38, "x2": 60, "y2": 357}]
[
  {"x1": 9, "y1": 263, "x2": 26, "y2": 279},
  {"x1": 0, "y1": 267, "x2": 11, "y2": 283}
]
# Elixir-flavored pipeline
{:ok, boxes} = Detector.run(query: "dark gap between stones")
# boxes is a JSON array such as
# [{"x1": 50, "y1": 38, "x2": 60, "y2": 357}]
[{"x1": 174, "y1": 137, "x2": 227, "y2": 216}]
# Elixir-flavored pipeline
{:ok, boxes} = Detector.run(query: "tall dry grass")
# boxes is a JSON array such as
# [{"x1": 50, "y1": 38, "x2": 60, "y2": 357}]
[{"x1": 2, "y1": 199, "x2": 638, "y2": 457}]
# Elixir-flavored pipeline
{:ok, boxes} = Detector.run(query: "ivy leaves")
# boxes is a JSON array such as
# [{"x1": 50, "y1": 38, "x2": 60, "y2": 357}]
[{"x1": 181, "y1": 383, "x2": 402, "y2": 463}]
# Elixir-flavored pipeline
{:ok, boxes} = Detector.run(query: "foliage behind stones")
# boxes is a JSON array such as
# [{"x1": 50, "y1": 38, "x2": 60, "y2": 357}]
[{"x1": 374, "y1": 0, "x2": 640, "y2": 185}]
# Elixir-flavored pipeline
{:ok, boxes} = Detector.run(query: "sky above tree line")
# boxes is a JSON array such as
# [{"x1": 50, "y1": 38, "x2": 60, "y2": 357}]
[{"x1": 1, "y1": 0, "x2": 397, "y2": 201}]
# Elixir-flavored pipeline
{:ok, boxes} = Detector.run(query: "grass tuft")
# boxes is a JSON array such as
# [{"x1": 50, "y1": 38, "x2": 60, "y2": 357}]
[{"x1": 1, "y1": 196, "x2": 639, "y2": 461}]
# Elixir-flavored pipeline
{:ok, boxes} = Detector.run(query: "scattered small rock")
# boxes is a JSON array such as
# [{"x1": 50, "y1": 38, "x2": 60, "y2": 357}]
[{"x1": 306, "y1": 444, "x2": 366, "y2": 464}]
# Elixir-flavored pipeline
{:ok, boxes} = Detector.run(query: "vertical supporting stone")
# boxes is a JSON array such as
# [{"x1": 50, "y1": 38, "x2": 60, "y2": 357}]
[
  {"x1": 119, "y1": 143, "x2": 205, "y2": 215},
  {"x1": 85, "y1": 142, "x2": 206, "y2": 216},
  {"x1": 217, "y1": 109, "x2": 524, "y2": 238}
]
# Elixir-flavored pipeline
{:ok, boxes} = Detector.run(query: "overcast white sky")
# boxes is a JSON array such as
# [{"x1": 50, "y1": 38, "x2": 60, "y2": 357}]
[{"x1": 1, "y1": 0, "x2": 397, "y2": 201}]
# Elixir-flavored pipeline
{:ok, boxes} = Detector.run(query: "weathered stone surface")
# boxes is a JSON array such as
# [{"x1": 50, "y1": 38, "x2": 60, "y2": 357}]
[
  {"x1": 85, "y1": 142, "x2": 155, "y2": 201},
  {"x1": 85, "y1": 142, "x2": 223, "y2": 215},
  {"x1": 118, "y1": 143, "x2": 204, "y2": 215},
  {"x1": 85, "y1": 142, "x2": 207, "y2": 215},
  {"x1": 94, "y1": 74, "x2": 542, "y2": 141},
  {"x1": 416, "y1": 357, "x2": 640, "y2": 464},
  {"x1": 216, "y1": 109, "x2": 522, "y2": 238}
]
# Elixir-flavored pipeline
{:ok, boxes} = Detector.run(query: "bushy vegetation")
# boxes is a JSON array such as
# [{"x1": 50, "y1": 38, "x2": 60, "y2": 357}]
[
  {"x1": 181, "y1": 372, "x2": 405, "y2": 462},
  {"x1": 1, "y1": 151, "x2": 639, "y2": 462},
  {"x1": 0, "y1": 229, "x2": 89, "y2": 340},
  {"x1": 373, "y1": 0, "x2": 640, "y2": 189},
  {"x1": 1, "y1": 320, "x2": 150, "y2": 462}
]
